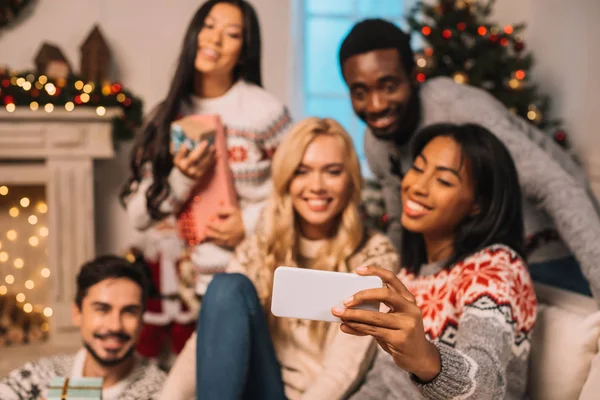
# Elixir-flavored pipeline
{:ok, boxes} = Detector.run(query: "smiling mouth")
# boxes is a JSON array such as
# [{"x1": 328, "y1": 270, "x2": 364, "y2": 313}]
[
  {"x1": 368, "y1": 115, "x2": 397, "y2": 130},
  {"x1": 304, "y1": 198, "x2": 332, "y2": 212},
  {"x1": 199, "y1": 47, "x2": 220, "y2": 61},
  {"x1": 403, "y1": 198, "x2": 432, "y2": 218}
]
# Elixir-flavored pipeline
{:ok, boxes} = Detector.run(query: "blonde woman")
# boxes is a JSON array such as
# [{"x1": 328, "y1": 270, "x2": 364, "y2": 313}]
[{"x1": 160, "y1": 118, "x2": 399, "y2": 400}]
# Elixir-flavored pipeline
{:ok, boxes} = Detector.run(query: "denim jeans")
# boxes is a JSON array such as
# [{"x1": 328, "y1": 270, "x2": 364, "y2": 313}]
[
  {"x1": 529, "y1": 256, "x2": 592, "y2": 296},
  {"x1": 196, "y1": 273, "x2": 287, "y2": 400}
]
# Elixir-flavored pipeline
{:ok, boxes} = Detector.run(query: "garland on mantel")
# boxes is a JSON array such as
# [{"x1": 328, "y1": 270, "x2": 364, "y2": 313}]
[{"x1": 0, "y1": 66, "x2": 143, "y2": 141}]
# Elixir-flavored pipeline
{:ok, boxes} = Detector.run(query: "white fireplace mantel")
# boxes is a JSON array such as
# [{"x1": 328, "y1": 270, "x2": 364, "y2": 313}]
[{"x1": 0, "y1": 108, "x2": 121, "y2": 330}]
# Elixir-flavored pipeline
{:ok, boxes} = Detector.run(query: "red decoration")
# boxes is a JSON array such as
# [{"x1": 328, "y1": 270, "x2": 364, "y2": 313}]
[
  {"x1": 504, "y1": 25, "x2": 514, "y2": 35},
  {"x1": 514, "y1": 41, "x2": 525, "y2": 52},
  {"x1": 489, "y1": 34, "x2": 499, "y2": 43},
  {"x1": 554, "y1": 130, "x2": 566, "y2": 142},
  {"x1": 457, "y1": 22, "x2": 467, "y2": 31},
  {"x1": 123, "y1": 98, "x2": 132, "y2": 107},
  {"x1": 515, "y1": 70, "x2": 526, "y2": 80},
  {"x1": 424, "y1": 48, "x2": 434, "y2": 56},
  {"x1": 500, "y1": 38, "x2": 509, "y2": 47},
  {"x1": 2, "y1": 79, "x2": 9, "y2": 88},
  {"x1": 477, "y1": 26, "x2": 487, "y2": 36},
  {"x1": 416, "y1": 73, "x2": 426, "y2": 83},
  {"x1": 382, "y1": 214, "x2": 389, "y2": 224},
  {"x1": 422, "y1": 26, "x2": 432, "y2": 36},
  {"x1": 74, "y1": 95, "x2": 82, "y2": 104},
  {"x1": 111, "y1": 82, "x2": 121, "y2": 93},
  {"x1": 3, "y1": 95, "x2": 14, "y2": 105},
  {"x1": 442, "y1": 29, "x2": 452, "y2": 39}
]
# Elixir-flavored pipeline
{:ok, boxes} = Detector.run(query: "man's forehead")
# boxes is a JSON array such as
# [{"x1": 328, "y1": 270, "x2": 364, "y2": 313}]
[
  {"x1": 343, "y1": 48, "x2": 404, "y2": 79},
  {"x1": 83, "y1": 278, "x2": 142, "y2": 306}
]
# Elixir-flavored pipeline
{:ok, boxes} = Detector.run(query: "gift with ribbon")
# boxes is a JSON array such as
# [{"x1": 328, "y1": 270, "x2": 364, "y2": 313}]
[{"x1": 48, "y1": 376, "x2": 103, "y2": 399}]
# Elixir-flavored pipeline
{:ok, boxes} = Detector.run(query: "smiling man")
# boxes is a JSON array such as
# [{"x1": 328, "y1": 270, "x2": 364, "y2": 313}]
[
  {"x1": 339, "y1": 19, "x2": 600, "y2": 300},
  {"x1": 0, "y1": 256, "x2": 166, "y2": 400}
]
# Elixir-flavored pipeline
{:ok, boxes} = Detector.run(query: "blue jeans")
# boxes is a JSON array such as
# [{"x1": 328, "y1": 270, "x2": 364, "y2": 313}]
[
  {"x1": 529, "y1": 256, "x2": 592, "y2": 296},
  {"x1": 196, "y1": 273, "x2": 287, "y2": 400}
]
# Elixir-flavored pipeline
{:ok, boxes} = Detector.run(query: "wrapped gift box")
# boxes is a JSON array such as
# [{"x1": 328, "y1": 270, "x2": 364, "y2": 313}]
[{"x1": 48, "y1": 377, "x2": 103, "y2": 399}]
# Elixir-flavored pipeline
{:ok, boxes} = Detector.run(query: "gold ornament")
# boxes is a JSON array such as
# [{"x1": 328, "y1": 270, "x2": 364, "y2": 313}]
[{"x1": 453, "y1": 72, "x2": 469, "y2": 85}]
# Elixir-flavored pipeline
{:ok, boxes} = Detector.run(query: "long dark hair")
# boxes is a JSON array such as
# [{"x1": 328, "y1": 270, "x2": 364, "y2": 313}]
[
  {"x1": 119, "y1": 0, "x2": 262, "y2": 219},
  {"x1": 401, "y1": 123, "x2": 525, "y2": 273}
]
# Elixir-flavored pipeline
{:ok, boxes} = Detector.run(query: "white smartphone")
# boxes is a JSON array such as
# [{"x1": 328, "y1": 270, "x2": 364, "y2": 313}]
[{"x1": 271, "y1": 266, "x2": 383, "y2": 323}]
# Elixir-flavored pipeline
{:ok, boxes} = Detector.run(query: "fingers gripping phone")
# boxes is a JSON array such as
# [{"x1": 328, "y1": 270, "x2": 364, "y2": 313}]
[{"x1": 271, "y1": 266, "x2": 383, "y2": 323}]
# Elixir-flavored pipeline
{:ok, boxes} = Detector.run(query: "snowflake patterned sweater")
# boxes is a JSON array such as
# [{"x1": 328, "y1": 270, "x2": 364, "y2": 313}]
[
  {"x1": 124, "y1": 79, "x2": 292, "y2": 294},
  {"x1": 0, "y1": 350, "x2": 166, "y2": 400},
  {"x1": 350, "y1": 245, "x2": 537, "y2": 400}
]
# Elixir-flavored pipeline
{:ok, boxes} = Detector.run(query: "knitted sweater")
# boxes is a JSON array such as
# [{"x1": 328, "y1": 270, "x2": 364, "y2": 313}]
[
  {"x1": 350, "y1": 245, "x2": 537, "y2": 400},
  {"x1": 365, "y1": 77, "x2": 600, "y2": 300},
  {"x1": 159, "y1": 230, "x2": 400, "y2": 400},
  {"x1": 124, "y1": 80, "x2": 291, "y2": 294},
  {"x1": 0, "y1": 349, "x2": 166, "y2": 400}
]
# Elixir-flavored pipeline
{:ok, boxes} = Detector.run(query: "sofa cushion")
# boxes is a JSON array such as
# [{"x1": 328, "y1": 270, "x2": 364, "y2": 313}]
[{"x1": 528, "y1": 283, "x2": 600, "y2": 400}]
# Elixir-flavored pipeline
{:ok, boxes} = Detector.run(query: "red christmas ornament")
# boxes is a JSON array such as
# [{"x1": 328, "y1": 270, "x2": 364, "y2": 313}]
[
  {"x1": 123, "y1": 98, "x2": 132, "y2": 107},
  {"x1": 500, "y1": 38, "x2": 509, "y2": 47},
  {"x1": 54, "y1": 87, "x2": 62, "y2": 96},
  {"x1": 74, "y1": 95, "x2": 83, "y2": 104},
  {"x1": 554, "y1": 130, "x2": 566, "y2": 142},
  {"x1": 442, "y1": 29, "x2": 452, "y2": 39},
  {"x1": 457, "y1": 22, "x2": 467, "y2": 31},
  {"x1": 416, "y1": 73, "x2": 426, "y2": 83},
  {"x1": 3, "y1": 95, "x2": 14, "y2": 105},
  {"x1": 1, "y1": 79, "x2": 9, "y2": 88},
  {"x1": 111, "y1": 83, "x2": 122, "y2": 93},
  {"x1": 514, "y1": 41, "x2": 525, "y2": 52}
]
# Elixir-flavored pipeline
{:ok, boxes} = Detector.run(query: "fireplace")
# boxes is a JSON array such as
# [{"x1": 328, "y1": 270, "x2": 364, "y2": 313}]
[{"x1": 0, "y1": 108, "x2": 117, "y2": 332}]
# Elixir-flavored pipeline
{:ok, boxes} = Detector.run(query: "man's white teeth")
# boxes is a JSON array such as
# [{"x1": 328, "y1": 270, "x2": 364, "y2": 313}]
[
  {"x1": 407, "y1": 200, "x2": 426, "y2": 212},
  {"x1": 308, "y1": 199, "x2": 328, "y2": 207}
]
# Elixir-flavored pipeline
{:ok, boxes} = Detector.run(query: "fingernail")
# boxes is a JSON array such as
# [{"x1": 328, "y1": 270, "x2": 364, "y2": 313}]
[
  {"x1": 356, "y1": 266, "x2": 367, "y2": 273},
  {"x1": 332, "y1": 307, "x2": 345, "y2": 314},
  {"x1": 343, "y1": 296, "x2": 354, "y2": 305}
]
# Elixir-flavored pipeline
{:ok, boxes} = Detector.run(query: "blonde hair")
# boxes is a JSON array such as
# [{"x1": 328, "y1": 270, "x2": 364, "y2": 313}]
[{"x1": 259, "y1": 117, "x2": 364, "y2": 343}]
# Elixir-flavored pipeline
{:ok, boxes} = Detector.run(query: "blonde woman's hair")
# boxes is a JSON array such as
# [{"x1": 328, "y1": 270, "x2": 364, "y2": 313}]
[{"x1": 259, "y1": 117, "x2": 364, "y2": 344}]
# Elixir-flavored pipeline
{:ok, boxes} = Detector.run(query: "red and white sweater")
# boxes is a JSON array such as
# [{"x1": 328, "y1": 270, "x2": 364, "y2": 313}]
[
  {"x1": 351, "y1": 245, "x2": 537, "y2": 400},
  {"x1": 125, "y1": 80, "x2": 291, "y2": 295}
]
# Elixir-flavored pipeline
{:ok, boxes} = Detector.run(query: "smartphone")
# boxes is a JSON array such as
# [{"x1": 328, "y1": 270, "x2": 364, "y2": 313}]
[{"x1": 271, "y1": 266, "x2": 383, "y2": 323}]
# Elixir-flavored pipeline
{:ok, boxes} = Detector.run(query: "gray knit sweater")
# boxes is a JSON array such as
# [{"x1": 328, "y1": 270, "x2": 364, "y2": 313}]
[
  {"x1": 365, "y1": 77, "x2": 600, "y2": 301},
  {"x1": 350, "y1": 245, "x2": 537, "y2": 400}
]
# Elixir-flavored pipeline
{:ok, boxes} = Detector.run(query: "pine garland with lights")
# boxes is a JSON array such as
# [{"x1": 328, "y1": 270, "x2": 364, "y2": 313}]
[
  {"x1": 0, "y1": 0, "x2": 34, "y2": 29},
  {"x1": 407, "y1": 0, "x2": 571, "y2": 150},
  {"x1": 0, "y1": 66, "x2": 143, "y2": 141}
]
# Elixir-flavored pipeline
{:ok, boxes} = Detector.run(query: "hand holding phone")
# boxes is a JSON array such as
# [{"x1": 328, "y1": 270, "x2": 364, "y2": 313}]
[{"x1": 271, "y1": 266, "x2": 383, "y2": 323}]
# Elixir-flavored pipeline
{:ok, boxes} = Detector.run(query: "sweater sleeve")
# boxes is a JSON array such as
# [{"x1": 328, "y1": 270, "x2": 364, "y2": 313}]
[
  {"x1": 123, "y1": 164, "x2": 198, "y2": 231},
  {"x1": 413, "y1": 249, "x2": 537, "y2": 399},
  {"x1": 446, "y1": 82, "x2": 600, "y2": 302},
  {"x1": 158, "y1": 333, "x2": 197, "y2": 400},
  {"x1": 0, "y1": 356, "x2": 68, "y2": 400},
  {"x1": 300, "y1": 233, "x2": 401, "y2": 400}
]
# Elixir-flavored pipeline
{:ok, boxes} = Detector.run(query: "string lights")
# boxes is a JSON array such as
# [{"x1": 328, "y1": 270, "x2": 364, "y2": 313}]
[{"x1": 0, "y1": 184, "x2": 51, "y2": 344}]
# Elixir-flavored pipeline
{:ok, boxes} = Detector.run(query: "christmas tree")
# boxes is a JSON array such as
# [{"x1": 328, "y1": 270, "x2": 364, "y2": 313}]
[{"x1": 407, "y1": 0, "x2": 571, "y2": 150}]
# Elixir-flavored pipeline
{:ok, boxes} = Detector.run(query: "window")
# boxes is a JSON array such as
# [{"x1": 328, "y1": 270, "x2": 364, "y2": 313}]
[{"x1": 299, "y1": 0, "x2": 408, "y2": 173}]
